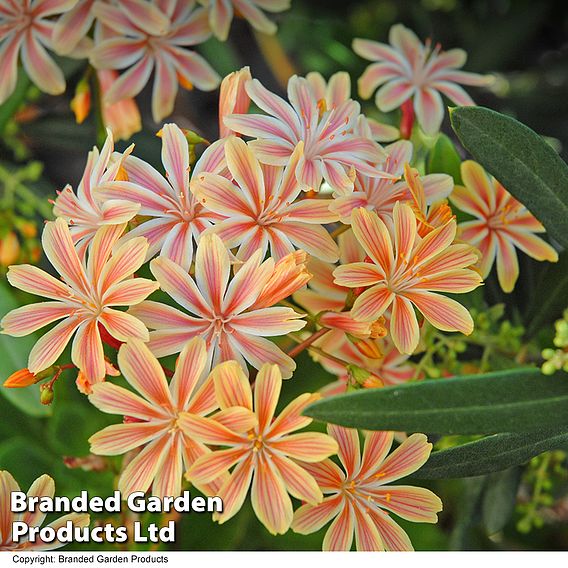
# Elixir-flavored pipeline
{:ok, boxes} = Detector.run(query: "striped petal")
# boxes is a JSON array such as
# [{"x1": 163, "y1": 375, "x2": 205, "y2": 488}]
[
  {"x1": 89, "y1": 422, "x2": 166, "y2": 456},
  {"x1": 351, "y1": 285, "x2": 394, "y2": 321},
  {"x1": 89, "y1": 382, "x2": 168, "y2": 421},
  {"x1": 292, "y1": 495, "x2": 343, "y2": 535},
  {"x1": 1, "y1": 302, "x2": 73, "y2": 337},
  {"x1": 390, "y1": 295, "x2": 419, "y2": 354},
  {"x1": 71, "y1": 319, "x2": 105, "y2": 383},
  {"x1": 371, "y1": 485, "x2": 442, "y2": 523},
  {"x1": 21, "y1": 31, "x2": 65, "y2": 95},
  {"x1": 271, "y1": 432, "x2": 338, "y2": 463},
  {"x1": 211, "y1": 360, "x2": 253, "y2": 410},
  {"x1": 323, "y1": 504, "x2": 354, "y2": 551},
  {"x1": 117, "y1": 339, "x2": 172, "y2": 408},
  {"x1": 328, "y1": 425, "x2": 360, "y2": 477}
]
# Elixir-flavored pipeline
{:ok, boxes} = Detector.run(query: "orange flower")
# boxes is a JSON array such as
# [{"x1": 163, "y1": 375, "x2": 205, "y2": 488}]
[
  {"x1": 450, "y1": 160, "x2": 558, "y2": 292},
  {"x1": 182, "y1": 362, "x2": 338, "y2": 534},
  {"x1": 292, "y1": 426, "x2": 442, "y2": 550},
  {"x1": 334, "y1": 205, "x2": 482, "y2": 354},
  {"x1": 4, "y1": 368, "x2": 39, "y2": 388}
]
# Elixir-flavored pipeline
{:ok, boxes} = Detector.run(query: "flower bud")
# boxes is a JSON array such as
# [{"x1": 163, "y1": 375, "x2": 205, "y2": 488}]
[
  {"x1": 40, "y1": 384, "x2": 54, "y2": 405},
  {"x1": 70, "y1": 77, "x2": 91, "y2": 124},
  {"x1": 0, "y1": 232, "x2": 20, "y2": 266},
  {"x1": 4, "y1": 368, "x2": 37, "y2": 388}
]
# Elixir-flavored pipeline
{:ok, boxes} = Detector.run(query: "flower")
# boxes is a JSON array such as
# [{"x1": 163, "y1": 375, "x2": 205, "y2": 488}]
[
  {"x1": 450, "y1": 160, "x2": 558, "y2": 292},
  {"x1": 88, "y1": 337, "x2": 247, "y2": 497},
  {"x1": 98, "y1": 69, "x2": 142, "y2": 140},
  {"x1": 291, "y1": 426, "x2": 442, "y2": 550},
  {"x1": 199, "y1": 0, "x2": 290, "y2": 41},
  {"x1": 4, "y1": 368, "x2": 39, "y2": 388},
  {"x1": 353, "y1": 24, "x2": 493, "y2": 134},
  {"x1": 52, "y1": 129, "x2": 141, "y2": 257},
  {"x1": 224, "y1": 74, "x2": 389, "y2": 195},
  {"x1": 182, "y1": 361, "x2": 338, "y2": 534},
  {"x1": 1, "y1": 219, "x2": 158, "y2": 387},
  {"x1": 90, "y1": 0, "x2": 220, "y2": 122},
  {"x1": 305, "y1": 71, "x2": 399, "y2": 143},
  {"x1": 331, "y1": 140, "x2": 453, "y2": 225},
  {"x1": 97, "y1": 123, "x2": 222, "y2": 271},
  {"x1": 333, "y1": 205, "x2": 482, "y2": 354},
  {"x1": 218, "y1": 66, "x2": 252, "y2": 137},
  {"x1": 0, "y1": 471, "x2": 89, "y2": 551},
  {"x1": 0, "y1": 0, "x2": 76, "y2": 104},
  {"x1": 129, "y1": 233, "x2": 306, "y2": 378},
  {"x1": 191, "y1": 136, "x2": 339, "y2": 262}
]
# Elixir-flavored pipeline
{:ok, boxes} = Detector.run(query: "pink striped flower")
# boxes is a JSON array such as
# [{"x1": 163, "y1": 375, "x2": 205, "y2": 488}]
[
  {"x1": 223, "y1": 75, "x2": 389, "y2": 195},
  {"x1": 191, "y1": 136, "x2": 340, "y2": 262},
  {"x1": 450, "y1": 160, "x2": 558, "y2": 293},
  {"x1": 1, "y1": 219, "x2": 158, "y2": 387},
  {"x1": 333, "y1": 205, "x2": 482, "y2": 354},
  {"x1": 129, "y1": 233, "x2": 306, "y2": 378},
  {"x1": 306, "y1": 71, "x2": 399, "y2": 143},
  {"x1": 0, "y1": 0, "x2": 76, "y2": 105},
  {"x1": 88, "y1": 338, "x2": 248, "y2": 497},
  {"x1": 0, "y1": 471, "x2": 90, "y2": 551},
  {"x1": 97, "y1": 123, "x2": 223, "y2": 271},
  {"x1": 353, "y1": 24, "x2": 493, "y2": 134},
  {"x1": 52, "y1": 129, "x2": 141, "y2": 257},
  {"x1": 331, "y1": 140, "x2": 453, "y2": 225},
  {"x1": 292, "y1": 426, "x2": 442, "y2": 550},
  {"x1": 199, "y1": 0, "x2": 291, "y2": 41},
  {"x1": 90, "y1": 0, "x2": 220, "y2": 122},
  {"x1": 181, "y1": 362, "x2": 338, "y2": 534}
]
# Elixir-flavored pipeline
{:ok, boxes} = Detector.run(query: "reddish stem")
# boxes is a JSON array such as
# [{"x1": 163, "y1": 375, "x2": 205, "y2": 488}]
[
  {"x1": 400, "y1": 98, "x2": 414, "y2": 139},
  {"x1": 287, "y1": 328, "x2": 330, "y2": 359},
  {"x1": 98, "y1": 323, "x2": 123, "y2": 350}
]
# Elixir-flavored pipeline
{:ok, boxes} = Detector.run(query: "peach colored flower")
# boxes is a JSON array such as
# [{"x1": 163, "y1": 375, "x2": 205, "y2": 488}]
[
  {"x1": 98, "y1": 123, "x2": 223, "y2": 271},
  {"x1": 306, "y1": 71, "x2": 399, "y2": 143},
  {"x1": 129, "y1": 233, "x2": 306, "y2": 378},
  {"x1": 98, "y1": 69, "x2": 142, "y2": 140},
  {"x1": 182, "y1": 361, "x2": 338, "y2": 534},
  {"x1": 450, "y1": 160, "x2": 558, "y2": 293},
  {"x1": 224, "y1": 75, "x2": 389, "y2": 195},
  {"x1": 199, "y1": 0, "x2": 291, "y2": 41},
  {"x1": 90, "y1": 0, "x2": 220, "y2": 122},
  {"x1": 0, "y1": 471, "x2": 89, "y2": 551},
  {"x1": 333, "y1": 205, "x2": 482, "y2": 354},
  {"x1": 1, "y1": 219, "x2": 158, "y2": 386},
  {"x1": 353, "y1": 24, "x2": 493, "y2": 134},
  {"x1": 52, "y1": 129, "x2": 140, "y2": 257},
  {"x1": 292, "y1": 426, "x2": 442, "y2": 550},
  {"x1": 219, "y1": 66, "x2": 252, "y2": 137},
  {"x1": 331, "y1": 140, "x2": 453, "y2": 225},
  {"x1": 192, "y1": 136, "x2": 340, "y2": 262},
  {"x1": 0, "y1": 0, "x2": 76, "y2": 104},
  {"x1": 88, "y1": 338, "x2": 247, "y2": 497}
]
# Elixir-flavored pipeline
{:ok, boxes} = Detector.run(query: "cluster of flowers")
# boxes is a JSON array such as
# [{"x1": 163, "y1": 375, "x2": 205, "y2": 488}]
[
  {"x1": 0, "y1": 0, "x2": 291, "y2": 126},
  {"x1": 1, "y1": 21, "x2": 558, "y2": 551}
]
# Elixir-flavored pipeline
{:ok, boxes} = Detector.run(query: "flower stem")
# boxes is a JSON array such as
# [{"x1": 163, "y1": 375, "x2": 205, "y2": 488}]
[{"x1": 287, "y1": 328, "x2": 330, "y2": 358}]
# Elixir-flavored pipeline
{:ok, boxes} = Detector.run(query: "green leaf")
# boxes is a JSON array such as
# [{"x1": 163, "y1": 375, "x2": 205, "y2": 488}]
[
  {"x1": 304, "y1": 368, "x2": 568, "y2": 434},
  {"x1": 450, "y1": 106, "x2": 568, "y2": 248},
  {"x1": 415, "y1": 428, "x2": 568, "y2": 479},
  {"x1": 0, "y1": 284, "x2": 50, "y2": 417},
  {"x1": 427, "y1": 133, "x2": 463, "y2": 183},
  {"x1": 482, "y1": 467, "x2": 522, "y2": 535}
]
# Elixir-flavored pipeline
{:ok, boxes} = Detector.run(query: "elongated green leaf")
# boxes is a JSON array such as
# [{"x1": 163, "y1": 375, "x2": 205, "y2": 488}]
[
  {"x1": 304, "y1": 368, "x2": 568, "y2": 434},
  {"x1": 450, "y1": 106, "x2": 568, "y2": 248},
  {"x1": 415, "y1": 428, "x2": 568, "y2": 479},
  {"x1": 0, "y1": 284, "x2": 50, "y2": 417}
]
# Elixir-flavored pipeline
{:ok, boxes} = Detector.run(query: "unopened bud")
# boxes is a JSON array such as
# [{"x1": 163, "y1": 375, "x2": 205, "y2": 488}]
[
  {"x1": 0, "y1": 232, "x2": 20, "y2": 266},
  {"x1": 352, "y1": 338, "x2": 383, "y2": 360},
  {"x1": 4, "y1": 368, "x2": 37, "y2": 388},
  {"x1": 70, "y1": 77, "x2": 91, "y2": 124},
  {"x1": 40, "y1": 384, "x2": 54, "y2": 405},
  {"x1": 347, "y1": 364, "x2": 383, "y2": 389}
]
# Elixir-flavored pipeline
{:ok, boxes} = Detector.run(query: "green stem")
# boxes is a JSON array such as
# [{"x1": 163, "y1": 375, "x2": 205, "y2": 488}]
[{"x1": 0, "y1": 72, "x2": 31, "y2": 136}]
